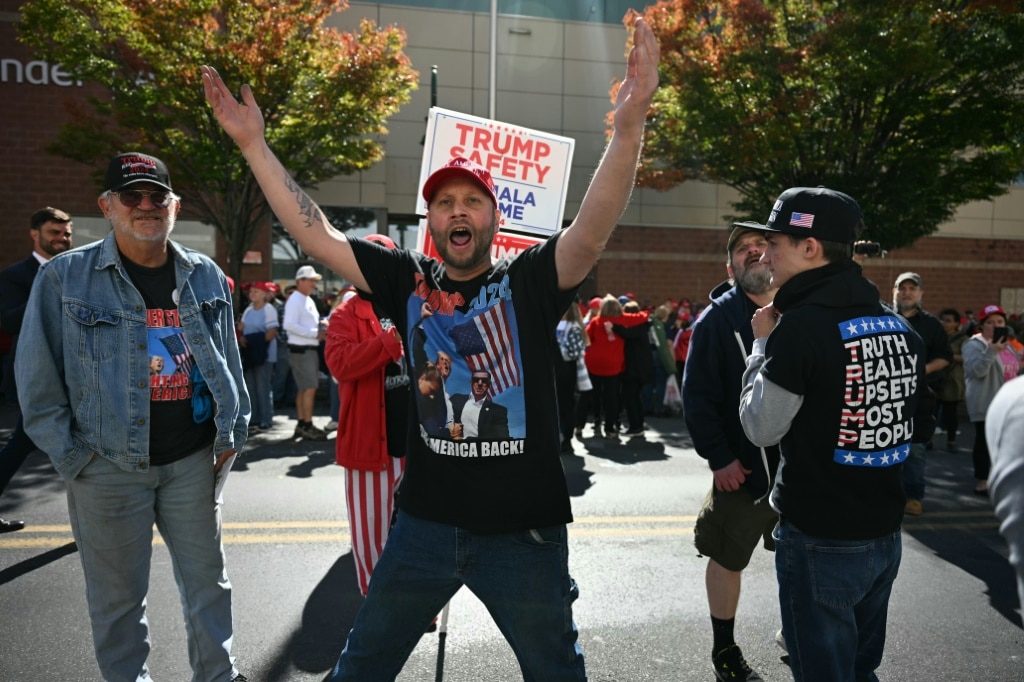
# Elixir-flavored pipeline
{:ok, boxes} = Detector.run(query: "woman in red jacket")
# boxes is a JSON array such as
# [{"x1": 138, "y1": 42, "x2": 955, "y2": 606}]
[
  {"x1": 323, "y1": 234, "x2": 410, "y2": 596},
  {"x1": 584, "y1": 295, "x2": 627, "y2": 439}
]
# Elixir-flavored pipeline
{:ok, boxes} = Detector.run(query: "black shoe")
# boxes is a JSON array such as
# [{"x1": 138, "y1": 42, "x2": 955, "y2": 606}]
[
  {"x1": 0, "y1": 517, "x2": 25, "y2": 533},
  {"x1": 712, "y1": 644, "x2": 763, "y2": 681}
]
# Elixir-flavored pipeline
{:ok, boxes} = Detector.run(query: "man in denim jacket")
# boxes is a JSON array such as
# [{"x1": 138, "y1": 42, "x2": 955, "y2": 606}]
[{"x1": 17, "y1": 152, "x2": 250, "y2": 682}]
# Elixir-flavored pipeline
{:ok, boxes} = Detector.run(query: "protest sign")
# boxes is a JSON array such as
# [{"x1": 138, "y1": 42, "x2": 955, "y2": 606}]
[{"x1": 417, "y1": 107, "x2": 574, "y2": 238}]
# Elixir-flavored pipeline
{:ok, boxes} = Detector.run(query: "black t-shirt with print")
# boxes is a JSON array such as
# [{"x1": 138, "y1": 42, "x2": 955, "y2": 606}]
[
  {"x1": 122, "y1": 256, "x2": 216, "y2": 466},
  {"x1": 350, "y1": 235, "x2": 577, "y2": 533},
  {"x1": 376, "y1": 304, "x2": 411, "y2": 457}
]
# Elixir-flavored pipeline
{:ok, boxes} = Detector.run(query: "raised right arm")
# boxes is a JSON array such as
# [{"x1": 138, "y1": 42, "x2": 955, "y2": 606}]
[{"x1": 201, "y1": 66, "x2": 369, "y2": 292}]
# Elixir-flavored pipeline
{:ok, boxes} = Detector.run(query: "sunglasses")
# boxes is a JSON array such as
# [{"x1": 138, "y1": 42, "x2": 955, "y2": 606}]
[
  {"x1": 471, "y1": 377, "x2": 491, "y2": 385},
  {"x1": 112, "y1": 189, "x2": 177, "y2": 209}
]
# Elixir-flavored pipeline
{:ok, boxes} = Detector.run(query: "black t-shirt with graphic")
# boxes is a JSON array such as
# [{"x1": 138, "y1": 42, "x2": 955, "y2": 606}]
[
  {"x1": 376, "y1": 304, "x2": 411, "y2": 457},
  {"x1": 122, "y1": 256, "x2": 216, "y2": 466},
  {"x1": 351, "y1": 235, "x2": 576, "y2": 533}
]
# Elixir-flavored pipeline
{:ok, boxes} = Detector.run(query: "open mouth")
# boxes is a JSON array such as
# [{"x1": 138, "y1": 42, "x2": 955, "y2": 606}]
[{"x1": 449, "y1": 228, "x2": 471, "y2": 247}]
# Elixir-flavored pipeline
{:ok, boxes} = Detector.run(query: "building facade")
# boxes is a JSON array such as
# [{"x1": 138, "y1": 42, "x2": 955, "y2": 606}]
[{"x1": 3, "y1": 0, "x2": 1022, "y2": 314}]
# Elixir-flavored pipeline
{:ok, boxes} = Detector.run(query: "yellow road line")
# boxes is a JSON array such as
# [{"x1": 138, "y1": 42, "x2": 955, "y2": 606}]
[{"x1": 0, "y1": 514, "x2": 996, "y2": 550}]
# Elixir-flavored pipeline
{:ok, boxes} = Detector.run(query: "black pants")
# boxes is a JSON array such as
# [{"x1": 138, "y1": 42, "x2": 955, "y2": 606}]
[
  {"x1": 0, "y1": 417, "x2": 37, "y2": 497},
  {"x1": 938, "y1": 400, "x2": 960, "y2": 442},
  {"x1": 620, "y1": 376, "x2": 645, "y2": 431},
  {"x1": 972, "y1": 420, "x2": 990, "y2": 480},
  {"x1": 590, "y1": 374, "x2": 621, "y2": 433},
  {"x1": 554, "y1": 358, "x2": 577, "y2": 443}
]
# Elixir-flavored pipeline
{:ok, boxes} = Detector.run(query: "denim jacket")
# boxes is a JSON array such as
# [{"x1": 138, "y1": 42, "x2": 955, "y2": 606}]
[{"x1": 16, "y1": 232, "x2": 249, "y2": 481}]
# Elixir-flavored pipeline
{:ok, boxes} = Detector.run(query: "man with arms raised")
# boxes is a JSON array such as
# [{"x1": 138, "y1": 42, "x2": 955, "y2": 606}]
[{"x1": 202, "y1": 18, "x2": 659, "y2": 681}]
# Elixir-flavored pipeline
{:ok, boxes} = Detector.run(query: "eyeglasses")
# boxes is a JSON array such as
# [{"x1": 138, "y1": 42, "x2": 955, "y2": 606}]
[{"x1": 112, "y1": 189, "x2": 177, "y2": 209}]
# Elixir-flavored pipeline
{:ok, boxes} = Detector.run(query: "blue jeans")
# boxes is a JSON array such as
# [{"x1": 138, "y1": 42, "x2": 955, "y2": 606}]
[
  {"x1": 243, "y1": 361, "x2": 274, "y2": 427},
  {"x1": 271, "y1": 353, "x2": 296, "y2": 406},
  {"x1": 66, "y1": 447, "x2": 237, "y2": 682},
  {"x1": 329, "y1": 510, "x2": 586, "y2": 682},
  {"x1": 774, "y1": 520, "x2": 901, "y2": 682},
  {"x1": 901, "y1": 442, "x2": 926, "y2": 500}
]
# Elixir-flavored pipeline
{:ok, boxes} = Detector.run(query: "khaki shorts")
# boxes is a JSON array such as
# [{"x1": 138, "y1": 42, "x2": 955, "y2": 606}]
[
  {"x1": 693, "y1": 485, "x2": 778, "y2": 572},
  {"x1": 288, "y1": 347, "x2": 321, "y2": 390}
]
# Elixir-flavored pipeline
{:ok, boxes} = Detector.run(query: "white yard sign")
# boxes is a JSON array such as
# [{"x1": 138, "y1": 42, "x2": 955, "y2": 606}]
[{"x1": 417, "y1": 107, "x2": 575, "y2": 238}]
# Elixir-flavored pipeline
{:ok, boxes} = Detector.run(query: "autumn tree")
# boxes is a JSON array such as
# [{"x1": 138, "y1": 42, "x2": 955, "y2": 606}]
[
  {"x1": 17, "y1": 0, "x2": 417, "y2": 284},
  {"x1": 626, "y1": 0, "x2": 1024, "y2": 248}
]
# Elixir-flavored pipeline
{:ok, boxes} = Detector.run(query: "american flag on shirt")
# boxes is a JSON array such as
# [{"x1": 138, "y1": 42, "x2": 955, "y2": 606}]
[
  {"x1": 447, "y1": 301, "x2": 521, "y2": 395},
  {"x1": 789, "y1": 212, "x2": 815, "y2": 228},
  {"x1": 158, "y1": 332, "x2": 195, "y2": 375}
]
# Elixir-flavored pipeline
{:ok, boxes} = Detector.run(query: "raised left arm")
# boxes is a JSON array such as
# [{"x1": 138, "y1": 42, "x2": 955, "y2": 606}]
[{"x1": 554, "y1": 18, "x2": 660, "y2": 290}]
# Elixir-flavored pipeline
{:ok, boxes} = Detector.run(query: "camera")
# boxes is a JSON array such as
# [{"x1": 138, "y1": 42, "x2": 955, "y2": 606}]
[
  {"x1": 853, "y1": 241, "x2": 882, "y2": 256},
  {"x1": 992, "y1": 327, "x2": 1009, "y2": 344}
]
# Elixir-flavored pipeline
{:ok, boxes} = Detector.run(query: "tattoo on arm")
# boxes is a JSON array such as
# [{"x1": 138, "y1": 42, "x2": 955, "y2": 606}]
[{"x1": 284, "y1": 175, "x2": 322, "y2": 229}]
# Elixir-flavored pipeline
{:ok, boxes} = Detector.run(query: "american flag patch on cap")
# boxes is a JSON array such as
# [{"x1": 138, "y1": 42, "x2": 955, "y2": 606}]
[{"x1": 790, "y1": 212, "x2": 814, "y2": 228}]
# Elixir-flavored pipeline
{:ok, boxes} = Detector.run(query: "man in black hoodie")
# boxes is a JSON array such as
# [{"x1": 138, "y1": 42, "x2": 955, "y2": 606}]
[
  {"x1": 738, "y1": 187, "x2": 932, "y2": 682},
  {"x1": 683, "y1": 224, "x2": 780, "y2": 681}
]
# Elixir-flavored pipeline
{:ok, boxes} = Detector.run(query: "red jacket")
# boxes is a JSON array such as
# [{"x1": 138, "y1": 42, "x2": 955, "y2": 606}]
[
  {"x1": 324, "y1": 295, "x2": 404, "y2": 471},
  {"x1": 673, "y1": 327, "x2": 691, "y2": 363},
  {"x1": 584, "y1": 312, "x2": 647, "y2": 377}
]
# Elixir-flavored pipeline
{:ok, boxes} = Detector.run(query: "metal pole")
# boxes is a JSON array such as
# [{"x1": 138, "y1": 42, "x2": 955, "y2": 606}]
[
  {"x1": 434, "y1": 601, "x2": 452, "y2": 682},
  {"x1": 489, "y1": 0, "x2": 497, "y2": 118}
]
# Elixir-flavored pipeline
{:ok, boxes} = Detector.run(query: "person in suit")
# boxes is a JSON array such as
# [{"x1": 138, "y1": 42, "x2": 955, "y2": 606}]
[
  {"x1": 0, "y1": 207, "x2": 73, "y2": 533},
  {"x1": 450, "y1": 370, "x2": 510, "y2": 440}
]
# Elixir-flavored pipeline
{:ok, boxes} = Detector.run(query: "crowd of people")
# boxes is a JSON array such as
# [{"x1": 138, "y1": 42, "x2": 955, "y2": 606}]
[{"x1": 0, "y1": 16, "x2": 1022, "y2": 682}]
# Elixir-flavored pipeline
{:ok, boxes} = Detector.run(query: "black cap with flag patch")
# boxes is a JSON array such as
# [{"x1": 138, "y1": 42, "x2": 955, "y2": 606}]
[{"x1": 733, "y1": 186, "x2": 862, "y2": 245}]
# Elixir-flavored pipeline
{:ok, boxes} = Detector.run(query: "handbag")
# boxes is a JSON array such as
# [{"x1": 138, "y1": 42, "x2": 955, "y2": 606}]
[
  {"x1": 663, "y1": 378, "x2": 682, "y2": 413},
  {"x1": 558, "y1": 324, "x2": 585, "y2": 361}
]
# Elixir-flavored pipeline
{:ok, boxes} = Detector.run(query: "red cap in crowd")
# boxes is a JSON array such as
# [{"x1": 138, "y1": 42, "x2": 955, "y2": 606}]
[{"x1": 978, "y1": 304, "x2": 1006, "y2": 323}]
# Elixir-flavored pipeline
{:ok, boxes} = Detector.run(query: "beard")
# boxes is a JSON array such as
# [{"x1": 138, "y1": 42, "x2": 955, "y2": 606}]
[
  {"x1": 110, "y1": 210, "x2": 175, "y2": 243},
  {"x1": 429, "y1": 217, "x2": 496, "y2": 272},
  {"x1": 895, "y1": 299, "x2": 919, "y2": 313},
  {"x1": 39, "y1": 240, "x2": 70, "y2": 258},
  {"x1": 734, "y1": 262, "x2": 773, "y2": 296}
]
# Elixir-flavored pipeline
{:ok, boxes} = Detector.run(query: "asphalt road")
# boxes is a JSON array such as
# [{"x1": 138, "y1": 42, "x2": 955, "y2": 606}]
[{"x1": 0, "y1": 407, "x2": 1021, "y2": 681}]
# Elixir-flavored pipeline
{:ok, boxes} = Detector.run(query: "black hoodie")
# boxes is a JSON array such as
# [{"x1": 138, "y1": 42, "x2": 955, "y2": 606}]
[
  {"x1": 754, "y1": 260, "x2": 931, "y2": 539},
  {"x1": 683, "y1": 281, "x2": 780, "y2": 499}
]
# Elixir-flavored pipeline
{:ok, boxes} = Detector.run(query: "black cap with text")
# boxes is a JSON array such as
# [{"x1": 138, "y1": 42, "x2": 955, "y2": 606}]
[
  {"x1": 733, "y1": 186, "x2": 862, "y2": 245},
  {"x1": 104, "y1": 152, "x2": 173, "y2": 192}
]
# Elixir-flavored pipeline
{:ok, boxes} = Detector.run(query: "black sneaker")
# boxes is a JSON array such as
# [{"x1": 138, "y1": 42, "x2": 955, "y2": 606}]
[
  {"x1": 712, "y1": 644, "x2": 763, "y2": 681},
  {"x1": 300, "y1": 423, "x2": 328, "y2": 441}
]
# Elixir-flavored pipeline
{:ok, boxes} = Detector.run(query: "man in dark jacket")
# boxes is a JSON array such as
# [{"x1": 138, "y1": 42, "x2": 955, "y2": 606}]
[
  {"x1": 683, "y1": 224, "x2": 780, "y2": 681},
  {"x1": 738, "y1": 187, "x2": 933, "y2": 682},
  {"x1": 0, "y1": 207, "x2": 73, "y2": 532},
  {"x1": 892, "y1": 272, "x2": 952, "y2": 516}
]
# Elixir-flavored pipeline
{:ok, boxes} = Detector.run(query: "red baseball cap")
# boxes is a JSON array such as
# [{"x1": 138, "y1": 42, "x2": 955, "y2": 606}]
[
  {"x1": 588, "y1": 297, "x2": 602, "y2": 309},
  {"x1": 978, "y1": 304, "x2": 1006, "y2": 323},
  {"x1": 364, "y1": 233, "x2": 397, "y2": 250},
  {"x1": 421, "y1": 157, "x2": 498, "y2": 208}
]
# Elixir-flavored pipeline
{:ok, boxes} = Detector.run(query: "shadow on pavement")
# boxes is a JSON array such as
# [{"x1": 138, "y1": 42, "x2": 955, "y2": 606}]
[
  {"x1": 258, "y1": 552, "x2": 363, "y2": 681},
  {"x1": 899, "y1": 424, "x2": 1021, "y2": 627},
  {"x1": 0, "y1": 541, "x2": 78, "y2": 585},
  {"x1": 561, "y1": 452, "x2": 594, "y2": 497}
]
